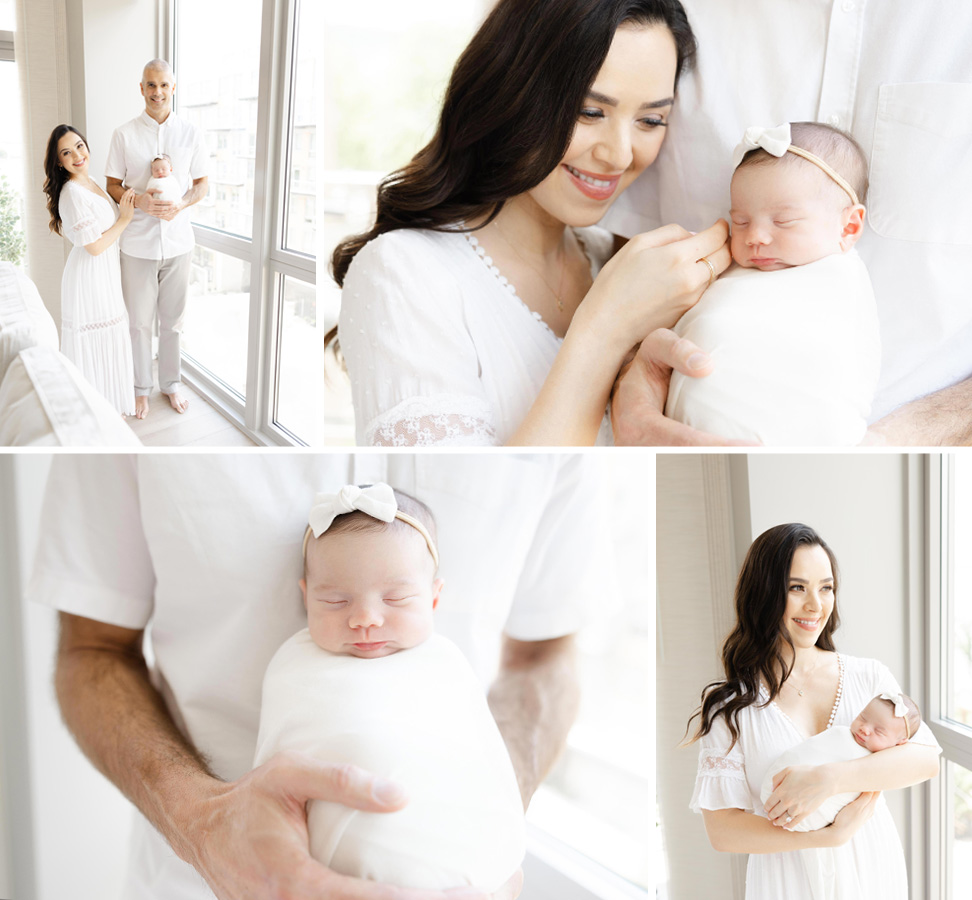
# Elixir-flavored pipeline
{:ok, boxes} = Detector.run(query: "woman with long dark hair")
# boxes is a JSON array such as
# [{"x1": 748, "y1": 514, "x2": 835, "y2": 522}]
[
  {"x1": 43, "y1": 124, "x2": 137, "y2": 417},
  {"x1": 331, "y1": 0, "x2": 730, "y2": 446},
  {"x1": 687, "y1": 523, "x2": 940, "y2": 898}
]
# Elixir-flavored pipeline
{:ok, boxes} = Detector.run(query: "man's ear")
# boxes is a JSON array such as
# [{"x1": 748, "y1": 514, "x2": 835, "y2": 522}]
[
  {"x1": 839, "y1": 204, "x2": 866, "y2": 250},
  {"x1": 431, "y1": 577, "x2": 445, "y2": 610}
]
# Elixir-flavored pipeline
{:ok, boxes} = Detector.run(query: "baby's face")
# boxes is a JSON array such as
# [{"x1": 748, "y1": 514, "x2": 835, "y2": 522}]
[
  {"x1": 151, "y1": 159, "x2": 172, "y2": 179},
  {"x1": 850, "y1": 698, "x2": 908, "y2": 752},
  {"x1": 300, "y1": 527, "x2": 443, "y2": 659},
  {"x1": 729, "y1": 163, "x2": 853, "y2": 270}
]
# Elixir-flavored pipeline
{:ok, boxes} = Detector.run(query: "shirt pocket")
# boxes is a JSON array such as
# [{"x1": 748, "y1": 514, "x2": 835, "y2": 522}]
[{"x1": 868, "y1": 82, "x2": 972, "y2": 245}]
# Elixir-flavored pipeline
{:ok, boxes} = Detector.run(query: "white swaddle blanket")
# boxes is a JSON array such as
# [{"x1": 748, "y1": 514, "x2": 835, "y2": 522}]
[
  {"x1": 145, "y1": 174, "x2": 183, "y2": 204},
  {"x1": 760, "y1": 726, "x2": 871, "y2": 900},
  {"x1": 253, "y1": 630, "x2": 525, "y2": 891},
  {"x1": 665, "y1": 251, "x2": 880, "y2": 445}
]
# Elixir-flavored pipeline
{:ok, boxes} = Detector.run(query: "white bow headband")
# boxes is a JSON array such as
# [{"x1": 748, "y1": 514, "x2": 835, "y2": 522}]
[
  {"x1": 302, "y1": 483, "x2": 439, "y2": 569},
  {"x1": 731, "y1": 123, "x2": 860, "y2": 206},
  {"x1": 879, "y1": 691, "x2": 911, "y2": 740}
]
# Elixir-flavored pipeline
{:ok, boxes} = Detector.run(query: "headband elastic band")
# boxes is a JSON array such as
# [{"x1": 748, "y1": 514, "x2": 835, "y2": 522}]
[{"x1": 732, "y1": 123, "x2": 860, "y2": 206}]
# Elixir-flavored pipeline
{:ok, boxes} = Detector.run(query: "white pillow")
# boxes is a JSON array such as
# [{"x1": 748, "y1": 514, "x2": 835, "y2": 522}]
[
  {"x1": 0, "y1": 262, "x2": 59, "y2": 384},
  {"x1": 254, "y1": 631, "x2": 525, "y2": 891},
  {"x1": 0, "y1": 346, "x2": 140, "y2": 446}
]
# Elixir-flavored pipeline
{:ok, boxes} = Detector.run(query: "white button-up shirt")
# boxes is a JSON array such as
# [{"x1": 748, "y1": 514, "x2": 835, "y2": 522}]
[
  {"x1": 27, "y1": 453, "x2": 609, "y2": 900},
  {"x1": 604, "y1": 0, "x2": 972, "y2": 420},
  {"x1": 105, "y1": 111, "x2": 209, "y2": 261}
]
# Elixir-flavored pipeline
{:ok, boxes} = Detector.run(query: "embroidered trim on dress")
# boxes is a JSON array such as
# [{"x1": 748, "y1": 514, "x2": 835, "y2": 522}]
[
  {"x1": 697, "y1": 751, "x2": 746, "y2": 779},
  {"x1": 365, "y1": 394, "x2": 497, "y2": 447}
]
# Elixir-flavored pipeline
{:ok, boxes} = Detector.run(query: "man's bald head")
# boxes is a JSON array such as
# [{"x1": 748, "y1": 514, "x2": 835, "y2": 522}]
[{"x1": 142, "y1": 59, "x2": 175, "y2": 83}]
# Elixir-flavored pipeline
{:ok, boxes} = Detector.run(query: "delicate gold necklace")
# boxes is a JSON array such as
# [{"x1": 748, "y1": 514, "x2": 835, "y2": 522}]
[
  {"x1": 491, "y1": 219, "x2": 570, "y2": 313},
  {"x1": 787, "y1": 654, "x2": 822, "y2": 697}
]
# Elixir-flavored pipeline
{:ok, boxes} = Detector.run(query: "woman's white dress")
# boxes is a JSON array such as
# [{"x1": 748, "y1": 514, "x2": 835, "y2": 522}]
[
  {"x1": 58, "y1": 180, "x2": 135, "y2": 415},
  {"x1": 690, "y1": 654, "x2": 941, "y2": 899},
  {"x1": 338, "y1": 226, "x2": 613, "y2": 446}
]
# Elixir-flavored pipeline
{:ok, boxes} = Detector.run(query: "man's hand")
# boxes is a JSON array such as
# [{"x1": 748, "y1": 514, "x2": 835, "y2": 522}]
[
  {"x1": 611, "y1": 329, "x2": 754, "y2": 446},
  {"x1": 136, "y1": 188, "x2": 176, "y2": 219},
  {"x1": 180, "y1": 751, "x2": 516, "y2": 900}
]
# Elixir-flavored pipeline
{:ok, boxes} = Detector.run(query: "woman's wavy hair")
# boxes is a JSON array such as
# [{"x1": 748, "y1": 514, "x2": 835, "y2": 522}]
[
  {"x1": 328, "y1": 0, "x2": 696, "y2": 313},
  {"x1": 687, "y1": 523, "x2": 841, "y2": 751},
  {"x1": 43, "y1": 124, "x2": 88, "y2": 236}
]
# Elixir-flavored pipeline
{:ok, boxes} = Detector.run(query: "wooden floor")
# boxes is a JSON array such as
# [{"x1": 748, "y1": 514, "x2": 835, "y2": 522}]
[{"x1": 126, "y1": 368, "x2": 257, "y2": 447}]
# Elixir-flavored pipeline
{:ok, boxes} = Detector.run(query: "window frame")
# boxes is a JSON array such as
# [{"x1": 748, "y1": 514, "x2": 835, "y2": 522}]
[
  {"x1": 166, "y1": 0, "x2": 316, "y2": 446},
  {"x1": 926, "y1": 455, "x2": 972, "y2": 900}
]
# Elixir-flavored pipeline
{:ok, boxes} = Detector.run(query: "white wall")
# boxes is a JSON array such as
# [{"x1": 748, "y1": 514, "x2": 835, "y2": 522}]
[
  {"x1": 11, "y1": 455, "x2": 133, "y2": 900},
  {"x1": 75, "y1": 0, "x2": 160, "y2": 183}
]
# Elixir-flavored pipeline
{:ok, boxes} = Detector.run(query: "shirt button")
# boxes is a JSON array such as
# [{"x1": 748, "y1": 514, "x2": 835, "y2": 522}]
[{"x1": 827, "y1": 114, "x2": 840, "y2": 127}]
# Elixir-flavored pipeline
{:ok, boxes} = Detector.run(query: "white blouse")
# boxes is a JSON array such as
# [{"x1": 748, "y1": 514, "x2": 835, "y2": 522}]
[
  {"x1": 690, "y1": 654, "x2": 941, "y2": 899},
  {"x1": 338, "y1": 226, "x2": 614, "y2": 446}
]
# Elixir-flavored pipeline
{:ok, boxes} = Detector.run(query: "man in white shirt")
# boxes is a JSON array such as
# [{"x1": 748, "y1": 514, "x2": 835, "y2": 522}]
[
  {"x1": 608, "y1": 0, "x2": 972, "y2": 446},
  {"x1": 29, "y1": 453, "x2": 604, "y2": 900},
  {"x1": 106, "y1": 59, "x2": 209, "y2": 420}
]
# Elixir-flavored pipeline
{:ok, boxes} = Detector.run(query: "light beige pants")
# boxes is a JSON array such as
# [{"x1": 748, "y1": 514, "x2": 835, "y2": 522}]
[{"x1": 119, "y1": 251, "x2": 191, "y2": 396}]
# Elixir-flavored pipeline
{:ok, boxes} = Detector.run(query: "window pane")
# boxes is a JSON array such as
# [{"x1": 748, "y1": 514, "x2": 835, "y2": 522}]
[
  {"x1": 176, "y1": 0, "x2": 261, "y2": 239},
  {"x1": 273, "y1": 275, "x2": 352, "y2": 445},
  {"x1": 0, "y1": 1, "x2": 14, "y2": 31},
  {"x1": 283, "y1": 0, "x2": 317, "y2": 256},
  {"x1": 183, "y1": 248, "x2": 250, "y2": 398},
  {"x1": 948, "y1": 761, "x2": 972, "y2": 894},
  {"x1": 525, "y1": 459, "x2": 652, "y2": 890},
  {"x1": 0, "y1": 60, "x2": 26, "y2": 267},
  {"x1": 947, "y1": 458, "x2": 972, "y2": 727}
]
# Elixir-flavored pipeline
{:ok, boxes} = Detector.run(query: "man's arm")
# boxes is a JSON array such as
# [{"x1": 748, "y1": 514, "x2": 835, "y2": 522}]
[
  {"x1": 159, "y1": 175, "x2": 208, "y2": 221},
  {"x1": 864, "y1": 375, "x2": 972, "y2": 446},
  {"x1": 487, "y1": 635, "x2": 580, "y2": 808},
  {"x1": 56, "y1": 612, "x2": 504, "y2": 900}
]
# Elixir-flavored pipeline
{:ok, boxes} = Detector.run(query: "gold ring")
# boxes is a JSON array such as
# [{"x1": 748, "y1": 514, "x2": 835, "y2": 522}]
[{"x1": 698, "y1": 256, "x2": 716, "y2": 287}]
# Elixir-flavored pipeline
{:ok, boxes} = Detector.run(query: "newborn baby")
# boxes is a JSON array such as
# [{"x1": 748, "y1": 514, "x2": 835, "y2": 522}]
[
  {"x1": 666, "y1": 122, "x2": 881, "y2": 446},
  {"x1": 253, "y1": 483, "x2": 525, "y2": 892},
  {"x1": 144, "y1": 154, "x2": 183, "y2": 204},
  {"x1": 760, "y1": 692, "x2": 922, "y2": 833}
]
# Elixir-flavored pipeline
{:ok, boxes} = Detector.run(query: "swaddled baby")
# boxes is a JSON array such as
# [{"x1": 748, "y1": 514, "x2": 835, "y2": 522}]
[
  {"x1": 145, "y1": 154, "x2": 183, "y2": 204},
  {"x1": 666, "y1": 122, "x2": 881, "y2": 446},
  {"x1": 760, "y1": 692, "x2": 922, "y2": 833},
  {"x1": 758, "y1": 692, "x2": 921, "y2": 899},
  {"x1": 253, "y1": 483, "x2": 525, "y2": 892}
]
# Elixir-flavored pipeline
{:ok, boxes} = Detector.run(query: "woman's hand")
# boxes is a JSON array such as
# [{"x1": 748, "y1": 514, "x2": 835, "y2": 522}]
[
  {"x1": 578, "y1": 219, "x2": 731, "y2": 358},
  {"x1": 764, "y1": 764, "x2": 838, "y2": 829},
  {"x1": 118, "y1": 188, "x2": 136, "y2": 223},
  {"x1": 822, "y1": 791, "x2": 880, "y2": 847}
]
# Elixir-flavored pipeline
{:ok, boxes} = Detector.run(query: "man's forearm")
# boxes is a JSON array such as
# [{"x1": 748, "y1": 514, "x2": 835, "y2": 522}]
[
  {"x1": 181, "y1": 177, "x2": 208, "y2": 209},
  {"x1": 55, "y1": 614, "x2": 217, "y2": 863},
  {"x1": 487, "y1": 635, "x2": 580, "y2": 808},
  {"x1": 867, "y1": 375, "x2": 972, "y2": 446}
]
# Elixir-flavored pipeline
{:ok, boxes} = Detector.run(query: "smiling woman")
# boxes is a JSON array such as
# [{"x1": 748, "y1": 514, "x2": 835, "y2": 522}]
[{"x1": 328, "y1": 0, "x2": 732, "y2": 447}]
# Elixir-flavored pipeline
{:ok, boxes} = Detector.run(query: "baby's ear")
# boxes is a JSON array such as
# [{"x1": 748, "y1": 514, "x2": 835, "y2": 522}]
[
  {"x1": 298, "y1": 578, "x2": 308, "y2": 610},
  {"x1": 431, "y1": 577, "x2": 445, "y2": 610},
  {"x1": 839, "y1": 204, "x2": 866, "y2": 250}
]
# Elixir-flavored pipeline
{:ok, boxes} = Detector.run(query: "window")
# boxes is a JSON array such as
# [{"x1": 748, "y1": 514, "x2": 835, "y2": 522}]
[
  {"x1": 0, "y1": 0, "x2": 26, "y2": 268},
  {"x1": 170, "y1": 0, "x2": 317, "y2": 443},
  {"x1": 930, "y1": 455, "x2": 972, "y2": 899},
  {"x1": 525, "y1": 455, "x2": 652, "y2": 895}
]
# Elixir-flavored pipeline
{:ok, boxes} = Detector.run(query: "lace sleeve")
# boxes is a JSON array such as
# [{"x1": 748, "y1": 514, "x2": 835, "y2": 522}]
[
  {"x1": 340, "y1": 231, "x2": 497, "y2": 447},
  {"x1": 689, "y1": 716, "x2": 753, "y2": 813},
  {"x1": 365, "y1": 395, "x2": 497, "y2": 447},
  {"x1": 58, "y1": 186, "x2": 103, "y2": 247}
]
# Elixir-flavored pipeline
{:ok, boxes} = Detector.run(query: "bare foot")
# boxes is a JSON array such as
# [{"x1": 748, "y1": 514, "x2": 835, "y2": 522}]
[
  {"x1": 164, "y1": 391, "x2": 189, "y2": 414},
  {"x1": 135, "y1": 396, "x2": 149, "y2": 420}
]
